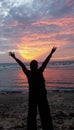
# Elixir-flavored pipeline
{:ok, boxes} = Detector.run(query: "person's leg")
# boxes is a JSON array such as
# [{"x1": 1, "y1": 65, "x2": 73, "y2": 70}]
[
  {"x1": 27, "y1": 95, "x2": 37, "y2": 130},
  {"x1": 38, "y1": 94, "x2": 54, "y2": 130}
]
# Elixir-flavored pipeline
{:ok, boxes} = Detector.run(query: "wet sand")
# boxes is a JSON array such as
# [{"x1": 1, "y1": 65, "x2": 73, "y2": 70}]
[{"x1": 0, "y1": 90, "x2": 74, "y2": 130}]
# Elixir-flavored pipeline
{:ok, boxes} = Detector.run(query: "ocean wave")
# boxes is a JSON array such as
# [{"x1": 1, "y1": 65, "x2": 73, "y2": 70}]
[
  {"x1": 0, "y1": 61, "x2": 74, "y2": 71},
  {"x1": 48, "y1": 60, "x2": 74, "y2": 68},
  {"x1": 46, "y1": 81, "x2": 74, "y2": 85},
  {"x1": 0, "y1": 62, "x2": 30, "y2": 71}
]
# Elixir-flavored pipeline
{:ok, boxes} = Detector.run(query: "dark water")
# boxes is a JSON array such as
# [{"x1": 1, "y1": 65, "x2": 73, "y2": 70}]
[{"x1": 0, "y1": 61, "x2": 74, "y2": 92}]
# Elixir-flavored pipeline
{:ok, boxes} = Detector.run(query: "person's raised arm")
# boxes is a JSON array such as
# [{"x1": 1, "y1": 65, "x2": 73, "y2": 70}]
[
  {"x1": 39, "y1": 47, "x2": 57, "y2": 72},
  {"x1": 9, "y1": 52, "x2": 28, "y2": 74}
]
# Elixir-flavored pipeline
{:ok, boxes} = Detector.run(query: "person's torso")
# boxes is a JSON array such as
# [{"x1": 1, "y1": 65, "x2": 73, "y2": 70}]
[{"x1": 26, "y1": 69, "x2": 46, "y2": 94}]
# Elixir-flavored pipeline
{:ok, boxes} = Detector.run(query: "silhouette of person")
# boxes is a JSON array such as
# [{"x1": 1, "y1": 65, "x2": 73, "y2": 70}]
[{"x1": 9, "y1": 47, "x2": 56, "y2": 130}]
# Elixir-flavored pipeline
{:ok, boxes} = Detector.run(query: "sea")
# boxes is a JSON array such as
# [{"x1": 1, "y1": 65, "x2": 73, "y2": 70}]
[{"x1": 0, "y1": 60, "x2": 74, "y2": 93}]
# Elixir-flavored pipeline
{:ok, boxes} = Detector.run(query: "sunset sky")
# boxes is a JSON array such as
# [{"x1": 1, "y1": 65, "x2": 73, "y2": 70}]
[{"x1": 0, "y1": 0, "x2": 74, "y2": 63}]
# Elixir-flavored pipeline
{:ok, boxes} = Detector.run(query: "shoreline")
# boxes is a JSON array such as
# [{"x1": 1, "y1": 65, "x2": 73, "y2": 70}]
[
  {"x1": 0, "y1": 87, "x2": 74, "y2": 94},
  {"x1": 0, "y1": 90, "x2": 74, "y2": 130}
]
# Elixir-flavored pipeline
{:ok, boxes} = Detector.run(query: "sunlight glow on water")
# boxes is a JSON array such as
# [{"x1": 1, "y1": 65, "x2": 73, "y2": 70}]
[{"x1": 0, "y1": 61, "x2": 74, "y2": 92}]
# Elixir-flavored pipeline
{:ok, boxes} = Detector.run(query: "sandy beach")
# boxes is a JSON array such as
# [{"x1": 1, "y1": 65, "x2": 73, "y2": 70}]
[{"x1": 0, "y1": 90, "x2": 74, "y2": 130}]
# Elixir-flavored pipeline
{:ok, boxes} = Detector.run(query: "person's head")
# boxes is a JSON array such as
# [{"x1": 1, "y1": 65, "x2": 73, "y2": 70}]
[{"x1": 30, "y1": 60, "x2": 38, "y2": 71}]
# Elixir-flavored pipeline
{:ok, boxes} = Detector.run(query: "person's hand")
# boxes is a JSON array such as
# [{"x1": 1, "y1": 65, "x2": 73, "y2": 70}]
[
  {"x1": 51, "y1": 46, "x2": 57, "y2": 54},
  {"x1": 9, "y1": 52, "x2": 15, "y2": 58}
]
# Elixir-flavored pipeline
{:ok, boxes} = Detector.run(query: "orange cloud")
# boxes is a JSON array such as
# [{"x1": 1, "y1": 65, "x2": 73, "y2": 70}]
[
  {"x1": 54, "y1": 55, "x2": 74, "y2": 61},
  {"x1": 13, "y1": 16, "x2": 74, "y2": 61},
  {"x1": 32, "y1": 16, "x2": 74, "y2": 27},
  {"x1": 21, "y1": 33, "x2": 57, "y2": 42},
  {"x1": 17, "y1": 43, "x2": 53, "y2": 60}
]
